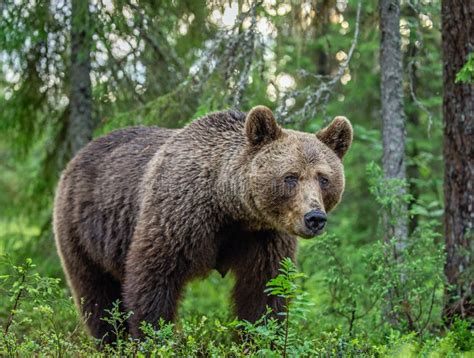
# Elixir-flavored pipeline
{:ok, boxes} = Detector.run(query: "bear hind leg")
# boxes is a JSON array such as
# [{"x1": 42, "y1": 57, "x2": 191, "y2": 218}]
[{"x1": 59, "y1": 245, "x2": 124, "y2": 345}]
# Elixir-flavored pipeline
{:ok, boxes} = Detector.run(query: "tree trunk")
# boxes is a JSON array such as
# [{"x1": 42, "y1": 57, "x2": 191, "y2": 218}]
[
  {"x1": 314, "y1": 0, "x2": 331, "y2": 76},
  {"x1": 406, "y1": 34, "x2": 421, "y2": 236},
  {"x1": 69, "y1": 0, "x2": 93, "y2": 156},
  {"x1": 441, "y1": 0, "x2": 474, "y2": 323},
  {"x1": 379, "y1": 0, "x2": 408, "y2": 326}
]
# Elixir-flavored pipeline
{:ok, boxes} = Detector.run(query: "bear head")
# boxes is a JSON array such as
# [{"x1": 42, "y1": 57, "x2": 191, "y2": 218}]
[{"x1": 244, "y1": 106, "x2": 352, "y2": 238}]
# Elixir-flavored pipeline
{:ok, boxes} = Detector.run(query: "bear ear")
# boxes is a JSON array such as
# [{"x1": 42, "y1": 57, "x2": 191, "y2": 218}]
[
  {"x1": 245, "y1": 106, "x2": 282, "y2": 146},
  {"x1": 316, "y1": 116, "x2": 353, "y2": 159}
]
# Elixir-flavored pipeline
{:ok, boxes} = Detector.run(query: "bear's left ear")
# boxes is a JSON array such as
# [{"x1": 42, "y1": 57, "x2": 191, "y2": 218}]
[
  {"x1": 245, "y1": 106, "x2": 282, "y2": 146},
  {"x1": 316, "y1": 116, "x2": 353, "y2": 159}
]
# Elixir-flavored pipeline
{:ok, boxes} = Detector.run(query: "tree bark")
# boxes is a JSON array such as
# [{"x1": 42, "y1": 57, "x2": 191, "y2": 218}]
[
  {"x1": 314, "y1": 0, "x2": 331, "y2": 76},
  {"x1": 69, "y1": 0, "x2": 93, "y2": 156},
  {"x1": 379, "y1": 0, "x2": 408, "y2": 325},
  {"x1": 441, "y1": 0, "x2": 474, "y2": 323},
  {"x1": 406, "y1": 33, "x2": 421, "y2": 236},
  {"x1": 380, "y1": 0, "x2": 408, "y2": 240}
]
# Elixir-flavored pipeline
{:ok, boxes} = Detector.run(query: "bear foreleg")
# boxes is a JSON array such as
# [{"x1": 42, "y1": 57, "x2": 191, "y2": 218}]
[{"x1": 231, "y1": 230, "x2": 297, "y2": 323}]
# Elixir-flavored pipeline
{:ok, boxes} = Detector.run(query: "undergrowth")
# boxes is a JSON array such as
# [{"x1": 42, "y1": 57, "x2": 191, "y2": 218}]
[{"x1": 1, "y1": 256, "x2": 472, "y2": 357}]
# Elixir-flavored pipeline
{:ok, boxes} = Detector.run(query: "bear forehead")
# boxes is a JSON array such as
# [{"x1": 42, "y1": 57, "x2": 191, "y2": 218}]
[
  {"x1": 278, "y1": 131, "x2": 336, "y2": 164},
  {"x1": 257, "y1": 131, "x2": 339, "y2": 176}
]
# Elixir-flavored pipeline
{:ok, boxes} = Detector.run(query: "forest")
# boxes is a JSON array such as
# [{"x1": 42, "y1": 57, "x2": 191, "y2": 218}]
[{"x1": 0, "y1": 0, "x2": 473, "y2": 356}]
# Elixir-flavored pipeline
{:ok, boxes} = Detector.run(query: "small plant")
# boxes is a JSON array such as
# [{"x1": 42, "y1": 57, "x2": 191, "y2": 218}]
[
  {"x1": 0, "y1": 256, "x2": 88, "y2": 356},
  {"x1": 455, "y1": 52, "x2": 474, "y2": 84},
  {"x1": 100, "y1": 300, "x2": 133, "y2": 353},
  {"x1": 309, "y1": 234, "x2": 381, "y2": 336},
  {"x1": 2, "y1": 256, "x2": 34, "y2": 336},
  {"x1": 366, "y1": 161, "x2": 412, "y2": 218},
  {"x1": 265, "y1": 257, "x2": 311, "y2": 357},
  {"x1": 233, "y1": 258, "x2": 314, "y2": 357}
]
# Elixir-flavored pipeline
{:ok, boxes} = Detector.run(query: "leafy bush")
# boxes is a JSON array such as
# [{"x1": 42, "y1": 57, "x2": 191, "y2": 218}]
[{"x1": 1, "y1": 256, "x2": 472, "y2": 357}]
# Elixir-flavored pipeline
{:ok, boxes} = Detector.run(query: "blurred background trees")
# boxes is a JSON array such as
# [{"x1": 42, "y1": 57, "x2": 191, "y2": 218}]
[{"x1": 0, "y1": 0, "x2": 472, "y2": 354}]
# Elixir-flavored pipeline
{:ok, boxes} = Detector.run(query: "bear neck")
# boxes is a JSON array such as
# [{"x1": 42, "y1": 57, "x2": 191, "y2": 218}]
[
  {"x1": 217, "y1": 147, "x2": 271, "y2": 232},
  {"x1": 190, "y1": 110, "x2": 272, "y2": 231}
]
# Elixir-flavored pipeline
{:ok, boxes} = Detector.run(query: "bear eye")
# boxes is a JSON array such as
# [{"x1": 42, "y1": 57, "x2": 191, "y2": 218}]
[
  {"x1": 284, "y1": 174, "x2": 298, "y2": 187},
  {"x1": 319, "y1": 176, "x2": 329, "y2": 189}
]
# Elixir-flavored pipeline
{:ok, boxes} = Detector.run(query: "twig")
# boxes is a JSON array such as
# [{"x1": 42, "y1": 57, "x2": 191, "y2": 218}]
[
  {"x1": 282, "y1": 297, "x2": 290, "y2": 358},
  {"x1": 419, "y1": 283, "x2": 438, "y2": 335},
  {"x1": 277, "y1": 0, "x2": 362, "y2": 127},
  {"x1": 405, "y1": 1, "x2": 434, "y2": 134},
  {"x1": 125, "y1": 0, "x2": 186, "y2": 76},
  {"x1": 4, "y1": 274, "x2": 26, "y2": 335},
  {"x1": 348, "y1": 306, "x2": 357, "y2": 336},
  {"x1": 408, "y1": 55, "x2": 433, "y2": 134}
]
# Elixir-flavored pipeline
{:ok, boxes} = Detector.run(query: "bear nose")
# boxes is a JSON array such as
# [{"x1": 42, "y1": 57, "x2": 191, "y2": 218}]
[{"x1": 304, "y1": 210, "x2": 327, "y2": 233}]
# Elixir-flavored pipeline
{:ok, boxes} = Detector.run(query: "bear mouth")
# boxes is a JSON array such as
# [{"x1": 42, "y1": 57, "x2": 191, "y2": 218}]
[{"x1": 295, "y1": 226, "x2": 326, "y2": 239}]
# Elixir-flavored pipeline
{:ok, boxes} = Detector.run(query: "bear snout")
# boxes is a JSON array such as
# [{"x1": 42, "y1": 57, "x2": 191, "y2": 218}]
[{"x1": 298, "y1": 210, "x2": 327, "y2": 238}]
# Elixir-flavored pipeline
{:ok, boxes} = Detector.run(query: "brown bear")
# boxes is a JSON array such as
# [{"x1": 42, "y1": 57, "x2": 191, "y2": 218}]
[{"x1": 53, "y1": 106, "x2": 352, "y2": 342}]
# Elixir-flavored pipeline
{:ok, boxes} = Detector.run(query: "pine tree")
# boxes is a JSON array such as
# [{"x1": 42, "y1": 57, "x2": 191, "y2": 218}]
[{"x1": 441, "y1": 0, "x2": 473, "y2": 323}]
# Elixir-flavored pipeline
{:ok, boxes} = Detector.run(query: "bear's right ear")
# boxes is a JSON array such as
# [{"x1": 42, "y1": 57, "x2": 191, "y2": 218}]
[{"x1": 245, "y1": 106, "x2": 282, "y2": 146}]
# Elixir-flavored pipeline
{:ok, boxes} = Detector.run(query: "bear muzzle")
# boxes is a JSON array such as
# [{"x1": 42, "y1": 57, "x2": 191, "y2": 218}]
[{"x1": 297, "y1": 210, "x2": 327, "y2": 238}]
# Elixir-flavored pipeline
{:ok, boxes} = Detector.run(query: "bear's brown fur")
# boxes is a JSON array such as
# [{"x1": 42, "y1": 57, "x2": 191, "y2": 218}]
[{"x1": 53, "y1": 106, "x2": 352, "y2": 341}]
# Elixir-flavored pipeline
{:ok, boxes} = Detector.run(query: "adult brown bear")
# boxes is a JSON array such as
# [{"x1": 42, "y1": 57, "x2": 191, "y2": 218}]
[{"x1": 53, "y1": 106, "x2": 352, "y2": 342}]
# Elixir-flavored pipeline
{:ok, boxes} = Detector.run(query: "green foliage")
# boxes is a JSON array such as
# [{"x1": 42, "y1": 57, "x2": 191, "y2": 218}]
[
  {"x1": 455, "y1": 53, "x2": 474, "y2": 84},
  {"x1": 0, "y1": 256, "x2": 90, "y2": 356},
  {"x1": 366, "y1": 162, "x2": 412, "y2": 211},
  {"x1": 370, "y1": 222, "x2": 445, "y2": 333},
  {"x1": 0, "y1": 0, "x2": 468, "y2": 356},
  {"x1": 1, "y1": 258, "x2": 472, "y2": 356}
]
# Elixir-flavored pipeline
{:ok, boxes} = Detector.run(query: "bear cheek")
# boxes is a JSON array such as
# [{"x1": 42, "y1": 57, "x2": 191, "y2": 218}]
[
  {"x1": 322, "y1": 172, "x2": 344, "y2": 212},
  {"x1": 252, "y1": 179, "x2": 282, "y2": 213},
  {"x1": 279, "y1": 192, "x2": 305, "y2": 227},
  {"x1": 323, "y1": 187, "x2": 342, "y2": 212},
  {"x1": 268, "y1": 185, "x2": 297, "y2": 222}
]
